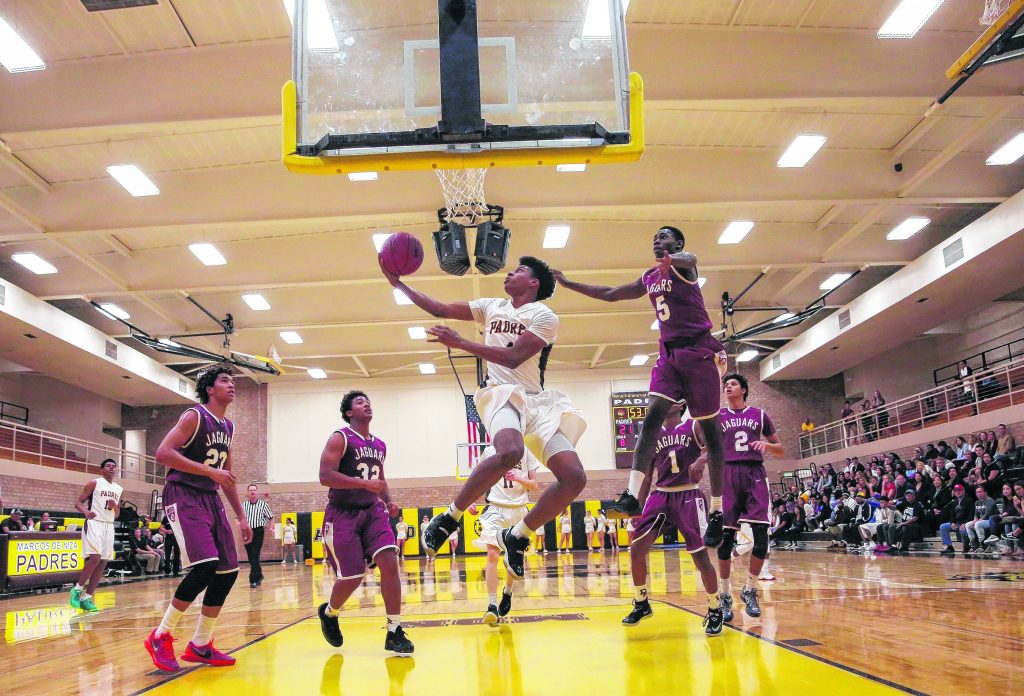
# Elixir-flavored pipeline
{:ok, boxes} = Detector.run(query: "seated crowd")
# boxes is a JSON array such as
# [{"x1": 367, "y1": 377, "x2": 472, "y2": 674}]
[{"x1": 777, "y1": 425, "x2": 1024, "y2": 557}]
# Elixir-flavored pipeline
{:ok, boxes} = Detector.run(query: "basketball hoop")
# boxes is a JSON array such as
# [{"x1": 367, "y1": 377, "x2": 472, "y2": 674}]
[
  {"x1": 435, "y1": 167, "x2": 489, "y2": 226},
  {"x1": 981, "y1": 0, "x2": 1011, "y2": 24}
]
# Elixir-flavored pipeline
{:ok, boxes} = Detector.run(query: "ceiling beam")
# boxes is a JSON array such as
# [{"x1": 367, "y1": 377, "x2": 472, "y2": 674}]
[
  {"x1": 771, "y1": 266, "x2": 818, "y2": 304},
  {"x1": 589, "y1": 345, "x2": 606, "y2": 368},
  {"x1": 351, "y1": 356, "x2": 370, "y2": 378},
  {"x1": 898, "y1": 102, "x2": 1019, "y2": 198},
  {"x1": 814, "y1": 203, "x2": 847, "y2": 233},
  {"x1": 820, "y1": 202, "x2": 895, "y2": 260},
  {"x1": 103, "y1": 234, "x2": 134, "y2": 259},
  {"x1": 0, "y1": 139, "x2": 51, "y2": 194}
]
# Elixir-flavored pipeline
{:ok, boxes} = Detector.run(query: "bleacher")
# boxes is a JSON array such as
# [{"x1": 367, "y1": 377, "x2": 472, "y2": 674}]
[{"x1": 0, "y1": 425, "x2": 90, "y2": 472}]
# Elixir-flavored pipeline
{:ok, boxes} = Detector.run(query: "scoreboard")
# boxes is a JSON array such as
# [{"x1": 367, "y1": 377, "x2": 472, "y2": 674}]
[{"x1": 611, "y1": 391, "x2": 648, "y2": 469}]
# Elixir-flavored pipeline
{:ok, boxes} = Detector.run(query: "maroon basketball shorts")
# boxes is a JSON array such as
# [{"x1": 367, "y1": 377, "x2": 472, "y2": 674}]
[
  {"x1": 632, "y1": 488, "x2": 709, "y2": 553},
  {"x1": 163, "y1": 481, "x2": 239, "y2": 572},
  {"x1": 322, "y1": 502, "x2": 398, "y2": 579},
  {"x1": 723, "y1": 462, "x2": 772, "y2": 528},
  {"x1": 648, "y1": 334, "x2": 724, "y2": 420}
]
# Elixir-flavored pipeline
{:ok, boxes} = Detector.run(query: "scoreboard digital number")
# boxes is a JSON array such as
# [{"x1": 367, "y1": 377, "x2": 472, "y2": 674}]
[{"x1": 611, "y1": 391, "x2": 649, "y2": 468}]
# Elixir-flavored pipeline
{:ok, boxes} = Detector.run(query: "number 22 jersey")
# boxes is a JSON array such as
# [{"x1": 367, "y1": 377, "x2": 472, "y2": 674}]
[
  {"x1": 327, "y1": 426, "x2": 386, "y2": 509},
  {"x1": 170, "y1": 404, "x2": 234, "y2": 492},
  {"x1": 720, "y1": 406, "x2": 775, "y2": 465}
]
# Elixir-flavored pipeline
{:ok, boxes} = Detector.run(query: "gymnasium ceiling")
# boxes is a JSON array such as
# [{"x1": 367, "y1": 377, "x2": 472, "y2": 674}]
[{"x1": 0, "y1": 0, "x2": 1023, "y2": 388}]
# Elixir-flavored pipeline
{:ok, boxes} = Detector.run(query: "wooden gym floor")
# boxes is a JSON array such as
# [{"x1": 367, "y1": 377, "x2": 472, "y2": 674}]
[{"x1": 1, "y1": 549, "x2": 1021, "y2": 695}]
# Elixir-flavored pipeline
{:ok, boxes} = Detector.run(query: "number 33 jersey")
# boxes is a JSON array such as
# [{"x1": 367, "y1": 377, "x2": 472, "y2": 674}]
[
  {"x1": 328, "y1": 427, "x2": 386, "y2": 509},
  {"x1": 170, "y1": 404, "x2": 234, "y2": 492},
  {"x1": 719, "y1": 406, "x2": 775, "y2": 465}
]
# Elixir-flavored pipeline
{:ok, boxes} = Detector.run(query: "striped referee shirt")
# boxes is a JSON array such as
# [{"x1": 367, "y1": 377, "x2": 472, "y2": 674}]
[{"x1": 242, "y1": 498, "x2": 273, "y2": 529}]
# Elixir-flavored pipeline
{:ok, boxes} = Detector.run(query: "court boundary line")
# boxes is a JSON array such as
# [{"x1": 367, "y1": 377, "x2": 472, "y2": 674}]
[{"x1": 657, "y1": 598, "x2": 927, "y2": 696}]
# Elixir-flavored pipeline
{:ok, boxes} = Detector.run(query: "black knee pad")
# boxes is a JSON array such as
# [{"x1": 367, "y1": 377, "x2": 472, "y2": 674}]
[
  {"x1": 717, "y1": 528, "x2": 737, "y2": 561},
  {"x1": 202, "y1": 569, "x2": 238, "y2": 607},
  {"x1": 173, "y1": 561, "x2": 217, "y2": 603},
  {"x1": 751, "y1": 524, "x2": 770, "y2": 559}
]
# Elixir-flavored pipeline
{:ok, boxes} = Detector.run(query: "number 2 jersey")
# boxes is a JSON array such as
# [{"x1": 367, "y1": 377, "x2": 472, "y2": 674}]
[
  {"x1": 651, "y1": 417, "x2": 704, "y2": 489},
  {"x1": 327, "y1": 426, "x2": 386, "y2": 509},
  {"x1": 168, "y1": 404, "x2": 234, "y2": 492},
  {"x1": 720, "y1": 405, "x2": 775, "y2": 465}
]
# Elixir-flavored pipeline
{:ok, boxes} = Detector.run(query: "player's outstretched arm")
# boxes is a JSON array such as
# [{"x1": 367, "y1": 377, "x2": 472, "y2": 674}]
[
  {"x1": 380, "y1": 256, "x2": 473, "y2": 320},
  {"x1": 427, "y1": 325, "x2": 546, "y2": 369},
  {"x1": 155, "y1": 410, "x2": 236, "y2": 488},
  {"x1": 552, "y1": 269, "x2": 646, "y2": 302}
]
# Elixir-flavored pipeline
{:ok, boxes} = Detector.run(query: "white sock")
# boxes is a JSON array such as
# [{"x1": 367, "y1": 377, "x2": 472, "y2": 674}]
[
  {"x1": 192, "y1": 614, "x2": 218, "y2": 646},
  {"x1": 447, "y1": 503, "x2": 464, "y2": 522},
  {"x1": 81, "y1": 593, "x2": 92, "y2": 602},
  {"x1": 721, "y1": 577, "x2": 732, "y2": 596},
  {"x1": 744, "y1": 572, "x2": 759, "y2": 592},
  {"x1": 503, "y1": 582, "x2": 514, "y2": 596},
  {"x1": 627, "y1": 470, "x2": 646, "y2": 497},
  {"x1": 386, "y1": 615, "x2": 401, "y2": 633},
  {"x1": 488, "y1": 593, "x2": 498, "y2": 606},
  {"x1": 155, "y1": 604, "x2": 184, "y2": 638},
  {"x1": 634, "y1": 585, "x2": 648, "y2": 602},
  {"x1": 511, "y1": 520, "x2": 533, "y2": 540},
  {"x1": 73, "y1": 583, "x2": 84, "y2": 592},
  {"x1": 710, "y1": 496, "x2": 723, "y2": 513}
]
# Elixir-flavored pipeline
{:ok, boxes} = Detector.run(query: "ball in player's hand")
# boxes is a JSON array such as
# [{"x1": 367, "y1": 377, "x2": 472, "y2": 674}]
[{"x1": 379, "y1": 232, "x2": 424, "y2": 276}]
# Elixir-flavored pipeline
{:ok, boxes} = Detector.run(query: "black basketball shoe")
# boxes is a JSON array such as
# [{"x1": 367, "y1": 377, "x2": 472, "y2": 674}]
[
  {"x1": 606, "y1": 490, "x2": 641, "y2": 518},
  {"x1": 384, "y1": 625, "x2": 414, "y2": 656},
  {"x1": 719, "y1": 593, "x2": 734, "y2": 622},
  {"x1": 483, "y1": 604, "x2": 499, "y2": 626},
  {"x1": 497, "y1": 588, "x2": 513, "y2": 617},
  {"x1": 703, "y1": 510, "x2": 724, "y2": 548},
  {"x1": 318, "y1": 603, "x2": 343, "y2": 647},
  {"x1": 740, "y1": 587, "x2": 761, "y2": 618},
  {"x1": 497, "y1": 529, "x2": 530, "y2": 579},
  {"x1": 703, "y1": 606, "x2": 724, "y2": 636},
  {"x1": 421, "y1": 511, "x2": 459, "y2": 556},
  {"x1": 622, "y1": 599, "x2": 653, "y2": 625}
]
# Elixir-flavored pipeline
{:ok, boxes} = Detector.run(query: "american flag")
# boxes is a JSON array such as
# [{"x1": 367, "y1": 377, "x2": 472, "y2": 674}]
[{"x1": 465, "y1": 394, "x2": 489, "y2": 468}]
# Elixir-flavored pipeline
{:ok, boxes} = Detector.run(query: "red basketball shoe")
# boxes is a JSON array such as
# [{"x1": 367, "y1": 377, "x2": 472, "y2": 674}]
[
  {"x1": 182, "y1": 641, "x2": 236, "y2": 667},
  {"x1": 144, "y1": 629, "x2": 180, "y2": 672}
]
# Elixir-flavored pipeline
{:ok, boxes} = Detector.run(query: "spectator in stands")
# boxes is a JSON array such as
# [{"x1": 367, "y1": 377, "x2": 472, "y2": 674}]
[
  {"x1": 872, "y1": 391, "x2": 889, "y2": 436},
  {"x1": 860, "y1": 401, "x2": 876, "y2": 442},
  {"x1": 36, "y1": 512, "x2": 58, "y2": 532},
  {"x1": 954, "y1": 436, "x2": 971, "y2": 462},
  {"x1": 894, "y1": 489, "x2": 926, "y2": 554},
  {"x1": 875, "y1": 498, "x2": 904, "y2": 552},
  {"x1": 866, "y1": 496, "x2": 895, "y2": 551},
  {"x1": 773, "y1": 501, "x2": 800, "y2": 549},
  {"x1": 923, "y1": 443, "x2": 940, "y2": 461},
  {"x1": 914, "y1": 472, "x2": 935, "y2": 509},
  {"x1": 24, "y1": 516, "x2": 36, "y2": 531},
  {"x1": 130, "y1": 527, "x2": 161, "y2": 574},
  {"x1": 143, "y1": 528, "x2": 165, "y2": 568},
  {"x1": 851, "y1": 456, "x2": 864, "y2": 473},
  {"x1": 981, "y1": 458, "x2": 1003, "y2": 498},
  {"x1": 893, "y1": 473, "x2": 910, "y2": 499},
  {"x1": 841, "y1": 400, "x2": 857, "y2": 446},
  {"x1": 880, "y1": 474, "x2": 896, "y2": 500},
  {"x1": 827, "y1": 493, "x2": 854, "y2": 548},
  {"x1": 938, "y1": 484, "x2": 972, "y2": 555},
  {"x1": 0, "y1": 509, "x2": 25, "y2": 533},
  {"x1": 845, "y1": 493, "x2": 874, "y2": 549},
  {"x1": 957, "y1": 361, "x2": 975, "y2": 407},
  {"x1": 806, "y1": 495, "x2": 828, "y2": 531},
  {"x1": 993, "y1": 483, "x2": 1017, "y2": 555},
  {"x1": 994, "y1": 424, "x2": 1016, "y2": 463},
  {"x1": 963, "y1": 486, "x2": 998, "y2": 553},
  {"x1": 159, "y1": 515, "x2": 180, "y2": 576},
  {"x1": 1002, "y1": 482, "x2": 1024, "y2": 557},
  {"x1": 930, "y1": 473, "x2": 953, "y2": 529},
  {"x1": 983, "y1": 430, "x2": 998, "y2": 457},
  {"x1": 937, "y1": 441, "x2": 956, "y2": 462},
  {"x1": 970, "y1": 443, "x2": 986, "y2": 468}
]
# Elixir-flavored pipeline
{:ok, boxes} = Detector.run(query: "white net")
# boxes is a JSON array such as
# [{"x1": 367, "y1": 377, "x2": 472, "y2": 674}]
[
  {"x1": 435, "y1": 168, "x2": 488, "y2": 225},
  {"x1": 981, "y1": 0, "x2": 1011, "y2": 24}
]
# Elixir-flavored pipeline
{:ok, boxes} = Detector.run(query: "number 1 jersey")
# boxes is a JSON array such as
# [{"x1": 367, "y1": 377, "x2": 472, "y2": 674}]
[
  {"x1": 327, "y1": 426, "x2": 386, "y2": 509},
  {"x1": 719, "y1": 406, "x2": 775, "y2": 465}
]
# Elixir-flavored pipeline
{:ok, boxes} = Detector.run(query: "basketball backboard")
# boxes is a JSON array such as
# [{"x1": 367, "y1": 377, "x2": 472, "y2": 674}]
[{"x1": 282, "y1": 0, "x2": 643, "y2": 174}]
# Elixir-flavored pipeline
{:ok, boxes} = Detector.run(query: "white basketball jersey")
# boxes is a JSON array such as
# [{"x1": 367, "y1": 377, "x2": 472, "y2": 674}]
[
  {"x1": 469, "y1": 298, "x2": 559, "y2": 394},
  {"x1": 482, "y1": 445, "x2": 540, "y2": 507},
  {"x1": 90, "y1": 477, "x2": 123, "y2": 523}
]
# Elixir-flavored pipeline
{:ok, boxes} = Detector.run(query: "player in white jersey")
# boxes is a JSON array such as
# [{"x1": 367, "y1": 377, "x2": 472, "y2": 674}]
[
  {"x1": 382, "y1": 255, "x2": 588, "y2": 580},
  {"x1": 70, "y1": 458, "x2": 123, "y2": 612},
  {"x1": 468, "y1": 444, "x2": 540, "y2": 624}
]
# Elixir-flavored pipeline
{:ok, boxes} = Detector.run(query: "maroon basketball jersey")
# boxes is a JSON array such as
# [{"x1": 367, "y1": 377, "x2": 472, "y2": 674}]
[
  {"x1": 168, "y1": 405, "x2": 234, "y2": 491},
  {"x1": 720, "y1": 405, "x2": 775, "y2": 464},
  {"x1": 642, "y1": 265, "x2": 714, "y2": 344},
  {"x1": 651, "y1": 418, "x2": 703, "y2": 488},
  {"x1": 327, "y1": 427, "x2": 386, "y2": 508}
]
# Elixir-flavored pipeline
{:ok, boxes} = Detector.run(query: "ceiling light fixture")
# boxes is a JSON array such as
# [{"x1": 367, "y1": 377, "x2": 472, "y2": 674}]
[
  {"x1": 0, "y1": 17, "x2": 45, "y2": 73},
  {"x1": 408, "y1": 326, "x2": 427, "y2": 339},
  {"x1": 282, "y1": 0, "x2": 339, "y2": 51},
  {"x1": 878, "y1": 0, "x2": 944, "y2": 39},
  {"x1": 106, "y1": 165, "x2": 159, "y2": 197},
  {"x1": 772, "y1": 312, "x2": 796, "y2": 324},
  {"x1": 242, "y1": 294, "x2": 271, "y2": 311},
  {"x1": 372, "y1": 232, "x2": 392, "y2": 252},
  {"x1": 736, "y1": 349, "x2": 759, "y2": 362},
  {"x1": 887, "y1": 217, "x2": 930, "y2": 240},
  {"x1": 777, "y1": 135, "x2": 827, "y2": 168},
  {"x1": 581, "y1": 0, "x2": 630, "y2": 39},
  {"x1": 189, "y1": 243, "x2": 226, "y2": 266},
  {"x1": 820, "y1": 273, "x2": 852, "y2": 290},
  {"x1": 556, "y1": 164, "x2": 587, "y2": 172},
  {"x1": 718, "y1": 221, "x2": 754, "y2": 245},
  {"x1": 11, "y1": 253, "x2": 57, "y2": 274},
  {"x1": 419, "y1": 362, "x2": 436, "y2": 375},
  {"x1": 629, "y1": 354, "x2": 649, "y2": 367},
  {"x1": 543, "y1": 225, "x2": 571, "y2": 249},
  {"x1": 307, "y1": 368, "x2": 327, "y2": 379},
  {"x1": 347, "y1": 171, "x2": 378, "y2": 182},
  {"x1": 96, "y1": 303, "x2": 130, "y2": 321},
  {"x1": 280, "y1": 331, "x2": 303, "y2": 344},
  {"x1": 393, "y1": 288, "x2": 413, "y2": 305},
  {"x1": 986, "y1": 133, "x2": 1024, "y2": 165}
]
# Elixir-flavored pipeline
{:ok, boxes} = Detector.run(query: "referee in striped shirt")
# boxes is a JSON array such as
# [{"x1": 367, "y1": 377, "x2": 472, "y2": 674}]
[{"x1": 243, "y1": 484, "x2": 274, "y2": 588}]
